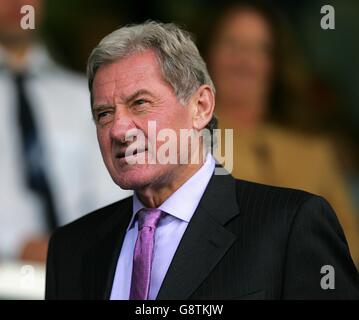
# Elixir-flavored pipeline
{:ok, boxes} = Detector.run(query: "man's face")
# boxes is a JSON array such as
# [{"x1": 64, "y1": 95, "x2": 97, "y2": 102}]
[{"x1": 92, "y1": 49, "x2": 194, "y2": 190}]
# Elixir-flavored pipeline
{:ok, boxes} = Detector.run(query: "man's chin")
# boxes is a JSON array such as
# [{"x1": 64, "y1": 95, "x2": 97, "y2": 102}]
[
  {"x1": 110, "y1": 169, "x2": 153, "y2": 190},
  {"x1": 113, "y1": 179, "x2": 145, "y2": 190}
]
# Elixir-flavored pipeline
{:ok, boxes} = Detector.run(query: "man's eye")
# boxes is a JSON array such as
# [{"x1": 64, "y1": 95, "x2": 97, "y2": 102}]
[
  {"x1": 134, "y1": 99, "x2": 147, "y2": 105},
  {"x1": 96, "y1": 111, "x2": 113, "y2": 124},
  {"x1": 98, "y1": 111, "x2": 109, "y2": 119}
]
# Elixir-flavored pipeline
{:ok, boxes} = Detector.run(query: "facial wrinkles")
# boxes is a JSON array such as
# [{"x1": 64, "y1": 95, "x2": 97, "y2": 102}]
[
  {"x1": 94, "y1": 51, "x2": 189, "y2": 143},
  {"x1": 93, "y1": 77, "x2": 116, "y2": 108}
]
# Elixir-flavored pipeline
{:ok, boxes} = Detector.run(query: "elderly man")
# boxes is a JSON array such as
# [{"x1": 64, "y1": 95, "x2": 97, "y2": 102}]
[{"x1": 45, "y1": 21, "x2": 359, "y2": 300}]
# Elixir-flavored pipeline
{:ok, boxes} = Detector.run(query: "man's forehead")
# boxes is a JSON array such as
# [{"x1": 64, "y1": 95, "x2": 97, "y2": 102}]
[
  {"x1": 93, "y1": 50, "x2": 161, "y2": 88},
  {"x1": 92, "y1": 50, "x2": 172, "y2": 104},
  {"x1": 93, "y1": 73, "x2": 157, "y2": 104}
]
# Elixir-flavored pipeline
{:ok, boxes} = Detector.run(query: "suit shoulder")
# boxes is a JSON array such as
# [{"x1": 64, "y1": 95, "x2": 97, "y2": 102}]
[
  {"x1": 236, "y1": 178, "x2": 314, "y2": 201},
  {"x1": 234, "y1": 179, "x2": 321, "y2": 218},
  {"x1": 50, "y1": 196, "x2": 132, "y2": 243},
  {"x1": 232, "y1": 179, "x2": 342, "y2": 250}
]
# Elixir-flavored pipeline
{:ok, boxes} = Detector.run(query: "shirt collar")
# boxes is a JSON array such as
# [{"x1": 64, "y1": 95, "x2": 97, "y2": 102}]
[{"x1": 128, "y1": 153, "x2": 216, "y2": 230}]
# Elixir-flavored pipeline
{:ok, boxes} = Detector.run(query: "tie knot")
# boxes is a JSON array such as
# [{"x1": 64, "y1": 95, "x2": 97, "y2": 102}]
[{"x1": 137, "y1": 208, "x2": 164, "y2": 230}]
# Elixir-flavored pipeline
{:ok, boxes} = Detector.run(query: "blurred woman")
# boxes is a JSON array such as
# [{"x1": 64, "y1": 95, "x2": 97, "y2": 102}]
[{"x1": 204, "y1": 0, "x2": 359, "y2": 265}]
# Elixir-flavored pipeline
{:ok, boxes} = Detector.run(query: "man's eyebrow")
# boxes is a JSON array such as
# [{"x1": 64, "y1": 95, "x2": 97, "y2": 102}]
[
  {"x1": 124, "y1": 89, "x2": 156, "y2": 104},
  {"x1": 92, "y1": 104, "x2": 113, "y2": 112},
  {"x1": 92, "y1": 89, "x2": 155, "y2": 111}
]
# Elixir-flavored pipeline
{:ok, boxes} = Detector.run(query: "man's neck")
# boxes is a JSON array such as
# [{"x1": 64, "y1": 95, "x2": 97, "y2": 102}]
[
  {"x1": 136, "y1": 157, "x2": 207, "y2": 208},
  {"x1": 0, "y1": 40, "x2": 31, "y2": 70}
]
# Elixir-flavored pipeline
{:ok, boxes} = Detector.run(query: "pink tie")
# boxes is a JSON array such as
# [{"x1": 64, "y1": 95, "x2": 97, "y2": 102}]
[{"x1": 129, "y1": 208, "x2": 164, "y2": 300}]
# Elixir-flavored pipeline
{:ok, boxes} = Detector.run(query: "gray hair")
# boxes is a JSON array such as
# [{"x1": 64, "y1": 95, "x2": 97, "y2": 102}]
[{"x1": 87, "y1": 20, "x2": 217, "y2": 135}]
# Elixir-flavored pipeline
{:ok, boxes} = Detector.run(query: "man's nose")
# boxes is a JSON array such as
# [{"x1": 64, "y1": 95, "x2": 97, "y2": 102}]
[{"x1": 109, "y1": 108, "x2": 136, "y2": 143}]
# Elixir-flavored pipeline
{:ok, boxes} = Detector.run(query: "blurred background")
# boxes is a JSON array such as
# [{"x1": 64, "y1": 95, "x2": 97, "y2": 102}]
[{"x1": 0, "y1": 0, "x2": 358, "y2": 299}]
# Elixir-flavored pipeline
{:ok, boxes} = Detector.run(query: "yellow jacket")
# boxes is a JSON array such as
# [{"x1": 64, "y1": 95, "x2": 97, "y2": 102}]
[{"x1": 217, "y1": 119, "x2": 359, "y2": 266}]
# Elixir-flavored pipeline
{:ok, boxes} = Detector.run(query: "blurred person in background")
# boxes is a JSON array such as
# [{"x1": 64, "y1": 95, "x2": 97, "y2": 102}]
[
  {"x1": 0, "y1": 0, "x2": 131, "y2": 262},
  {"x1": 203, "y1": 0, "x2": 359, "y2": 266}
]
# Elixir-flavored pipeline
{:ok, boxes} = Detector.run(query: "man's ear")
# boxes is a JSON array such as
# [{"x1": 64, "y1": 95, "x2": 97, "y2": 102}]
[{"x1": 190, "y1": 85, "x2": 215, "y2": 131}]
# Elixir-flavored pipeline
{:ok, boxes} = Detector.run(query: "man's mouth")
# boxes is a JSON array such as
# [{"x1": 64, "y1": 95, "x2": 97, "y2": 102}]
[{"x1": 115, "y1": 147, "x2": 148, "y2": 159}]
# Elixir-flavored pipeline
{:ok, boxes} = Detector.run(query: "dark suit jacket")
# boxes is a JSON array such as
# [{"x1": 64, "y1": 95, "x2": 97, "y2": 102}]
[{"x1": 45, "y1": 172, "x2": 359, "y2": 299}]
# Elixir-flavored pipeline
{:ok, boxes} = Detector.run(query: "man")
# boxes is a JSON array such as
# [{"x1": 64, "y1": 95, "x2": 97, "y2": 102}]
[
  {"x1": 0, "y1": 0, "x2": 130, "y2": 262},
  {"x1": 45, "y1": 21, "x2": 359, "y2": 299}
]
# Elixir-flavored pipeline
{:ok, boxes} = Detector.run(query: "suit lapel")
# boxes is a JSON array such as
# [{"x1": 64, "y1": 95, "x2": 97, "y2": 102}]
[
  {"x1": 81, "y1": 197, "x2": 133, "y2": 299},
  {"x1": 157, "y1": 172, "x2": 240, "y2": 299}
]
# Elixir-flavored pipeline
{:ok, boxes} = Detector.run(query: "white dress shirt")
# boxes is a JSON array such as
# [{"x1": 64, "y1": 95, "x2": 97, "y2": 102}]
[
  {"x1": 0, "y1": 45, "x2": 132, "y2": 259},
  {"x1": 110, "y1": 153, "x2": 216, "y2": 300}
]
